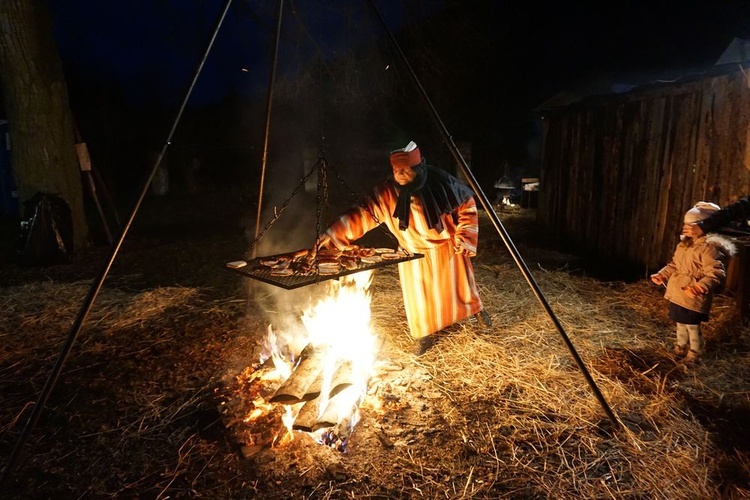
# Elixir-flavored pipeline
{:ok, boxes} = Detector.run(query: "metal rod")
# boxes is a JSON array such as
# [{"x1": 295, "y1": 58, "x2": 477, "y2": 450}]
[
  {"x1": 252, "y1": 0, "x2": 284, "y2": 259},
  {"x1": 365, "y1": 0, "x2": 622, "y2": 431},
  {"x1": 0, "y1": 0, "x2": 235, "y2": 488}
]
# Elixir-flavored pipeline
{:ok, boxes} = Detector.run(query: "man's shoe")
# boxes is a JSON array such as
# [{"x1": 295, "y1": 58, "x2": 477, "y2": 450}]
[{"x1": 475, "y1": 309, "x2": 493, "y2": 329}]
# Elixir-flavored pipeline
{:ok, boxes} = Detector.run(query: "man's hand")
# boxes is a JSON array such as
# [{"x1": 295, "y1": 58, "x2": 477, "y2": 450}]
[
  {"x1": 315, "y1": 235, "x2": 332, "y2": 251},
  {"x1": 454, "y1": 242, "x2": 476, "y2": 257}
]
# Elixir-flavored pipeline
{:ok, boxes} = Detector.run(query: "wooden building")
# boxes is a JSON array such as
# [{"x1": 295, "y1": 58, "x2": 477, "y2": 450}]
[{"x1": 538, "y1": 63, "x2": 750, "y2": 274}]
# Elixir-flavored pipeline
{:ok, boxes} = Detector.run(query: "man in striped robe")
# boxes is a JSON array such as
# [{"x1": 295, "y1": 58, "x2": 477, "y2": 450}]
[{"x1": 320, "y1": 141, "x2": 491, "y2": 354}]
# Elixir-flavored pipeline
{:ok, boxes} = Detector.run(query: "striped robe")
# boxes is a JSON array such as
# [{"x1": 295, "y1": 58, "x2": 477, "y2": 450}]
[{"x1": 324, "y1": 180, "x2": 483, "y2": 339}]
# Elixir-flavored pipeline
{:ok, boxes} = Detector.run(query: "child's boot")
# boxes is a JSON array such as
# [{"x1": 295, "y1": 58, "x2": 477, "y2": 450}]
[
  {"x1": 672, "y1": 344, "x2": 689, "y2": 357},
  {"x1": 683, "y1": 349, "x2": 701, "y2": 364}
]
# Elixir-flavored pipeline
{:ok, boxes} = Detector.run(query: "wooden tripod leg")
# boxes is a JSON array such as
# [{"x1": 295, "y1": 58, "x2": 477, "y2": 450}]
[
  {"x1": 76, "y1": 142, "x2": 113, "y2": 244},
  {"x1": 84, "y1": 170, "x2": 113, "y2": 244}
]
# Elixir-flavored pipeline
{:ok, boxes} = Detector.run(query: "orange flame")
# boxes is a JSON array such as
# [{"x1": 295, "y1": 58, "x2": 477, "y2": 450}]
[{"x1": 254, "y1": 271, "x2": 379, "y2": 447}]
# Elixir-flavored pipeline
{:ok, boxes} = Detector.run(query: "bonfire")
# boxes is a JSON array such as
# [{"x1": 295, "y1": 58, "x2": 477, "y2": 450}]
[{"x1": 222, "y1": 270, "x2": 379, "y2": 455}]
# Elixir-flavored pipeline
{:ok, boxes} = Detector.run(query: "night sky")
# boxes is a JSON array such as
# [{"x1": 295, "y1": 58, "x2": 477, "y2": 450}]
[
  {"x1": 47, "y1": 1, "x2": 750, "y2": 104},
  {"x1": 43, "y1": 0, "x2": 750, "y2": 194},
  {"x1": 48, "y1": 0, "x2": 426, "y2": 107}
]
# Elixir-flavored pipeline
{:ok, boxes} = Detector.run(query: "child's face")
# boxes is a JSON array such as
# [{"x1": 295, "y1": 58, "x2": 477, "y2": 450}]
[{"x1": 681, "y1": 223, "x2": 693, "y2": 238}]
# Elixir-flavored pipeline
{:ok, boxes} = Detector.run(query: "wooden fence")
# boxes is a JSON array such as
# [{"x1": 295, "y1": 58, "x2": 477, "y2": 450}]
[{"x1": 538, "y1": 65, "x2": 750, "y2": 273}]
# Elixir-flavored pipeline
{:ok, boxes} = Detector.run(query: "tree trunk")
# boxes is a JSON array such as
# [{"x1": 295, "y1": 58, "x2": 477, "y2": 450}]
[{"x1": 0, "y1": 0, "x2": 88, "y2": 248}]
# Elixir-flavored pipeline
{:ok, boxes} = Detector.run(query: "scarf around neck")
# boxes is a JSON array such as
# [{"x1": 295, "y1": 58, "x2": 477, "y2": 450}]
[{"x1": 392, "y1": 163, "x2": 475, "y2": 232}]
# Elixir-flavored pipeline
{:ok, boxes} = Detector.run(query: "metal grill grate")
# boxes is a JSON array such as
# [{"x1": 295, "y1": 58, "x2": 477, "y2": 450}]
[{"x1": 226, "y1": 250, "x2": 424, "y2": 290}]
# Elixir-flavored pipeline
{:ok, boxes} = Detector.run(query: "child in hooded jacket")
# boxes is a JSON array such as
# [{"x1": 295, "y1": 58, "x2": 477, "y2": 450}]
[{"x1": 650, "y1": 201, "x2": 737, "y2": 363}]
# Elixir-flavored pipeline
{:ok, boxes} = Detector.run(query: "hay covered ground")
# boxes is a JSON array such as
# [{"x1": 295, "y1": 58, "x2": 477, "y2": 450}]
[{"x1": 1, "y1": 190, "x2": 749, "y2": 499}]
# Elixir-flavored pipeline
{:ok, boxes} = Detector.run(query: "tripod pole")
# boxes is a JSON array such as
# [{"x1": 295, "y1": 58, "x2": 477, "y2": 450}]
[
  {"x1": 366, "y1": 0, "x2": 621, "y2": 432},
  {"x1": 76, "y1": 142, "x2": 113, "y2": 244},
  {"x1": 0, "y1": 0, "x2": 235, "y2": 488},
  {"x1": 252, "y1": 0, "x2": 284, "y2": 259}
]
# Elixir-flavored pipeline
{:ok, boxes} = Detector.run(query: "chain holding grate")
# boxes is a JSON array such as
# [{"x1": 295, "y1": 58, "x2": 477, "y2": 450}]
[{"x1": 227, "y1": 153, "x2": 422, "y2": 289}]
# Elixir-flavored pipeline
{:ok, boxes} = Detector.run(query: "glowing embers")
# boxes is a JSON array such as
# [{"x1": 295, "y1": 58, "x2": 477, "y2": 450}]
[{"x1": 225, "y1": 271, "x2": 380, "y2": 453}]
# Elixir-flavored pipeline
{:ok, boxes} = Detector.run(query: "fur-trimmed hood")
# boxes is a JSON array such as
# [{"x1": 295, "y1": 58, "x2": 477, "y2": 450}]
[{"x1": 705, "y1": 233, "x2": 738, "y2": 259}]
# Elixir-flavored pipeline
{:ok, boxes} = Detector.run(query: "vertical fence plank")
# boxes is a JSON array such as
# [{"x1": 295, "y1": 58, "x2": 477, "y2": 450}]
[{"x1": 539, "y1": 66, "x2": 750, "y2": 274}]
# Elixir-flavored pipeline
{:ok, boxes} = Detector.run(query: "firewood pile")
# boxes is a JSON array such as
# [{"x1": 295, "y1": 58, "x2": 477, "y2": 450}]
[{"x1": 217, "y1": 344, "x2": 367, "y2": 455}]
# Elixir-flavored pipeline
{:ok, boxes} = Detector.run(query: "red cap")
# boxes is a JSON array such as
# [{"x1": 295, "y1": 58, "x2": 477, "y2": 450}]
[{"x1": 390, "y1": 144, "x2": 421, "y2": 169}]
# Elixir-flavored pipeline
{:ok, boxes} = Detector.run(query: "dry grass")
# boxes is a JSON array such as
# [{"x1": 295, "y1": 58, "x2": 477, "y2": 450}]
[
  {"x1": 413, "y1": 268, "x2": 735, "y2": 499},
  {"x1": 1, "y1": 209, "x2": 749, "y2": 498}
]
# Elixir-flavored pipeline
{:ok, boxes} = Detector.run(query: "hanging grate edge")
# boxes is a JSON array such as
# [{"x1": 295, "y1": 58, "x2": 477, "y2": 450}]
[{"x1": 226, "y1": 247, "x2": 424, "y2": 290}]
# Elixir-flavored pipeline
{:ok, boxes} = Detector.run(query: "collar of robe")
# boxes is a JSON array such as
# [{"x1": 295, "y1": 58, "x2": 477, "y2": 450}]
[{"x1": 392, "y1": 163, "x2": 475, "y2": 232}]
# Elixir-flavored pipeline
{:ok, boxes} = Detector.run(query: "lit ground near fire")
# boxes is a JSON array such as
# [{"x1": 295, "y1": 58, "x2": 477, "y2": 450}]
[{"x1": 1, "y1": 192, "x2": 749, "y2": 498}]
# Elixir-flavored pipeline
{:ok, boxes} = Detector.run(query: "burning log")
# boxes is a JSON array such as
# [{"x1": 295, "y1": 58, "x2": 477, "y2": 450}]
[
  {"x1": 291, "y1": 399, "x2": 321, "y2": 432},
  {"x1": 328, "y1": 360, "x2": 354, "y2": 398},
  {"x1": 269, "y1": 344, "x2": 326, "y2": 404},
  {"x1": 309, "y1": 359, "x2": 354, "y2": 399},
  {"x1": 290, "y1": 360, "x2": 356, "y2": 431},
  {"x1": 312, "y1": 384, "x2": 361, "y2": 432},
  {"x1": 270, "y1": 346, "x2": 356, "y2": 404}
]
